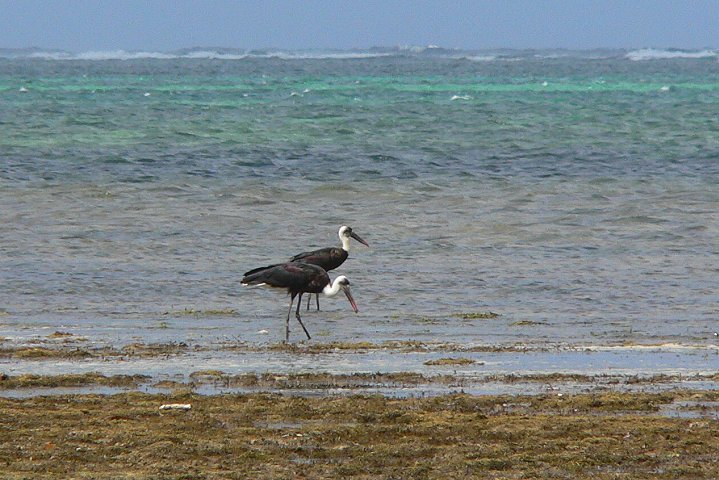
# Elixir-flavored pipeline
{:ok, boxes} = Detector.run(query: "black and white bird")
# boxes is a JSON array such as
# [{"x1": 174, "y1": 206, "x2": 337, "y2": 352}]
[
  {"x1": 290, "y1": 225, "x2": 368, "y2": 310},
  {"x1": 241, "y1": 262, "x2": 358, "y2": 342}
]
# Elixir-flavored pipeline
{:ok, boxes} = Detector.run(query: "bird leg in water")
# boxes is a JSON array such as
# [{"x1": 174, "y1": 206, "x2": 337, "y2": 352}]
[
  {"x1": 306, "y1": 293, "x2": 321, "y2": 311},
  {"x1": 285, "y1": 293, "x2": 297, "y2": 343},
  {"x1": 295, "y1": 293, "x2": 312, "y2": 340}
]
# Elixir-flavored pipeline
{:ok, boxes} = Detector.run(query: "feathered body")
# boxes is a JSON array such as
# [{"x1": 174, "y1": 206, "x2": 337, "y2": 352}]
[
  {"x1": 242, "y1": 262, "x2": 331, "y2": 294},
  {"x1": 290, "y1": 247, "x2": 348, "y2": 272}
]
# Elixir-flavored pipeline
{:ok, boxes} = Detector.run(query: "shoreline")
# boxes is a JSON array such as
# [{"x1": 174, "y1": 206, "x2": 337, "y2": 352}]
[{"x1": 2, "y1": 339, "x2": 718, "y2": 398}]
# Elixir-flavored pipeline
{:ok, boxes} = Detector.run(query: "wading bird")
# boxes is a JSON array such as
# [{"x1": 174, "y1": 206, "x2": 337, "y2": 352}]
[
  {"x1": 291, "y1": 225, "x2": 369, "y2": 310},
  {"x1": 241, "y1": 262, "x2": 358, "y2": 342}
]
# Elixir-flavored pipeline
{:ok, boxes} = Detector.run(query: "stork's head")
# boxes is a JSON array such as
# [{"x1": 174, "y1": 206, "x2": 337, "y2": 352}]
[{"x1": 339, "y1": 226, "x2": 369, "y2": 247}]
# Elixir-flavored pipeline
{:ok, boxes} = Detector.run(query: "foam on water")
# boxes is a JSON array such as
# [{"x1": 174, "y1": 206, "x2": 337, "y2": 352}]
[
  {"x1": 5, "y1": 46, "x2": 702, "y2": 62},
  {"x1": 2, "y1": 48, "x2": 407, "y2": 61},
  {"x1": 626, "y1": 48, "x2": 719, "y2": 61}
]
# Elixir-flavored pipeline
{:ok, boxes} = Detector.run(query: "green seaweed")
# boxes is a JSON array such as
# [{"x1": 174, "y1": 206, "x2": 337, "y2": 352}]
[
  {"x1": 451, "y1": 312, "x2": 500, "y2": 319},
  {"x1": 424, "y1": 357, "x2": 478, "y2": 366},
  {"x1": 0, "y1": 391, "x2": 718, "y2": 479}
]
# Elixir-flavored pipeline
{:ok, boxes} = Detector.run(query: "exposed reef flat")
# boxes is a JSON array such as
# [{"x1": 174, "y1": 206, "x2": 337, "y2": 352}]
[{"x1": 1, "y1": 390, "x2": 718, "y2": 479}]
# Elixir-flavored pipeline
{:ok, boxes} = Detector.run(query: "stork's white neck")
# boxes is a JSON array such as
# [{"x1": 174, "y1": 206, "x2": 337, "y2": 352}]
[
  {"x1": 340, "y1": 235, "x2": 351, "y2": 252},
  {"x1": 322, "y1": 277, "x2": 343, "y2": 297}
]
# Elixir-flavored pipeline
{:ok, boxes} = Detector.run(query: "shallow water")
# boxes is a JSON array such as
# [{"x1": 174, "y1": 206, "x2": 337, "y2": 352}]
[
  {"x1": 2, "y1": 50, "x2": 718, "y2": 388},
  {"x1": 2, "y1": 343, "x2": 718, "y2": 399}
]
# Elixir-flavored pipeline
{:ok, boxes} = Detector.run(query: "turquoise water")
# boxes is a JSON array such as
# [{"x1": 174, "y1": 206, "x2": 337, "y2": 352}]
[{"x1": 1, "y1": 49, "x2": 718, "y2": 383}]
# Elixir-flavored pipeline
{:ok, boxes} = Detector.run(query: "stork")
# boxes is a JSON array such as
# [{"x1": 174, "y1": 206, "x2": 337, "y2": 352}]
[
  {"x1": 290, "y1": 226, "x2": 368, "y2": 310},
  {"x1": 241, "y1": 262, "x2": 358, "y2": 342}
]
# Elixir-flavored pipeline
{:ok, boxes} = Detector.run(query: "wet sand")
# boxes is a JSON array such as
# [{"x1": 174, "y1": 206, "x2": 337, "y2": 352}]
[{"x1": 1, "y1": 388, "x2": 718, "y2": 479}]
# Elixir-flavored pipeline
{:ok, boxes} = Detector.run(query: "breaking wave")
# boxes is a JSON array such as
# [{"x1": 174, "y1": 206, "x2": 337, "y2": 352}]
[
  {"x1": 626, "y1": 48, "x2": 718, "y2": 61},
  {"x1": 0, "y1": 47, "x2": 422, "y2": 61},
  {"x1": 3, "y1": 47, "x2": 717, "y2": 62}
]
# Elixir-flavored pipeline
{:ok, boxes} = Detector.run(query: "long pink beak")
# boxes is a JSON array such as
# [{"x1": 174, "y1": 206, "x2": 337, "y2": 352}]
[{"x1": 342, "y1": 286, "x2": 359, "y2": 313}]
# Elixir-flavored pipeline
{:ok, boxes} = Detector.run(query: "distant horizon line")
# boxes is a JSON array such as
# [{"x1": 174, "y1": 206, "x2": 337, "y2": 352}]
[
  {"x1": 2, "y1": 45, "x2": 718, "y2": 53},
  {"x1": 2, "y1": 46, "x2": 718, "y2": 63}
]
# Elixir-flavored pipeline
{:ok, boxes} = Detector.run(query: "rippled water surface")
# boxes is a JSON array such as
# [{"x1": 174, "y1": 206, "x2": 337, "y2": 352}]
[{"x1": 1, "y1": 51, "x2": 718, "y2": 384}]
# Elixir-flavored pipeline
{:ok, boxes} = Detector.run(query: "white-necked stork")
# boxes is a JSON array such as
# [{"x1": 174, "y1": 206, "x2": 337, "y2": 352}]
[
  {"x1": 241, "y1": 262, "x2": 358, "y2": 342},
  {"x1": 290, "y1": 225, "x2": 369, "y2": 310}
]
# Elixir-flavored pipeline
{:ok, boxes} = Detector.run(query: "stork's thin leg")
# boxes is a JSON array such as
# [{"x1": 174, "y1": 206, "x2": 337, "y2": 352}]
[
  {"x1": 286, "y1": 293, "x2": 296, "y2": 343},
  {"x1": 306, "y1": 293, "x2": 320, "y2": 311},
  {"x1": 295, "y1": 293, "x2": 312, "y2": 340}
]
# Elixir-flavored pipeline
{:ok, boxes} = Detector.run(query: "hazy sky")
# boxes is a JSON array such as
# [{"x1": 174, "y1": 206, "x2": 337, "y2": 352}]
[{"x1": 1, "y1": 0, "x2": 717, "y2": 52}]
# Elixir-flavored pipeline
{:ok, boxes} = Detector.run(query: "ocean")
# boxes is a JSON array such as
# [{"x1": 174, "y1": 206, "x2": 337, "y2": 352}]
[{"x1": 1, "y1": 47, "x2": 718, "y2": 390}]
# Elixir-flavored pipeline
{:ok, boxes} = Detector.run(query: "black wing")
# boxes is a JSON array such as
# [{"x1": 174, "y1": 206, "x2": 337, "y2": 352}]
[
  {"x1": 242, "y1": 262, "x2": 330, "y2": 293},
  {"x1": 290, "y1": 247, "x2": 348, "y2": 272},
  {"x1": 243, "y1": 263, "x2": 283, "y2": 278}
]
